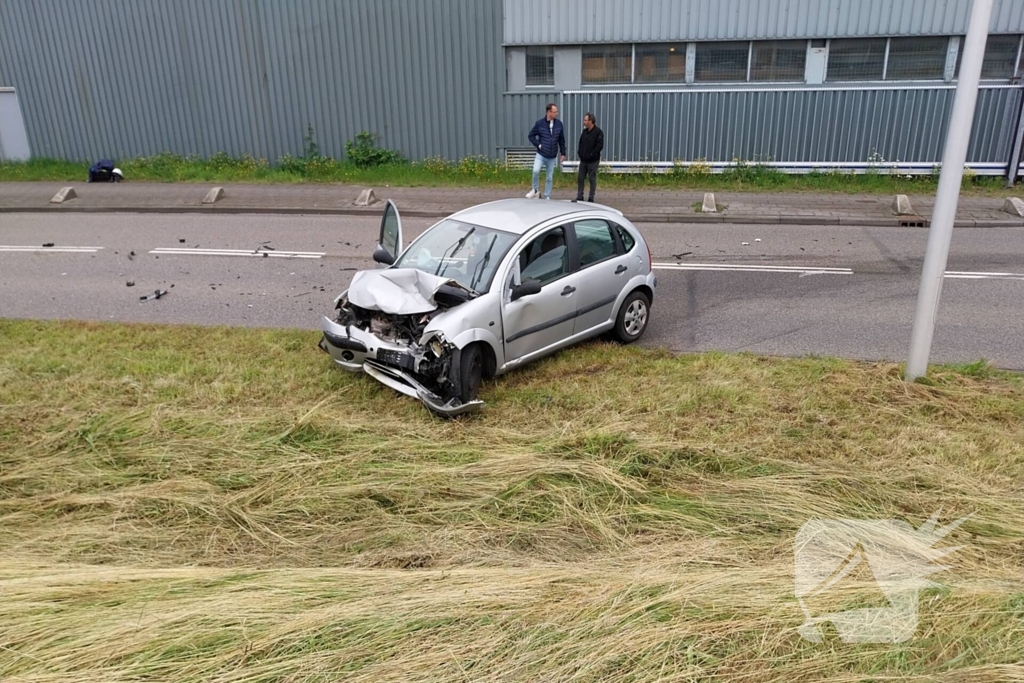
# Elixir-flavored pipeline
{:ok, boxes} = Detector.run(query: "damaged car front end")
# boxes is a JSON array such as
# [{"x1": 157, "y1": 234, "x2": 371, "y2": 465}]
[{"x1": 320, "y1": 268, "x2": 485, "y2": 417}]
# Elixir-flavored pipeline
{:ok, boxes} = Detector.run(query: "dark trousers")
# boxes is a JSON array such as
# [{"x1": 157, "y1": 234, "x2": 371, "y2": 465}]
[{"x1": 576, "y1": 160, "x2": 599, "y2": 200}]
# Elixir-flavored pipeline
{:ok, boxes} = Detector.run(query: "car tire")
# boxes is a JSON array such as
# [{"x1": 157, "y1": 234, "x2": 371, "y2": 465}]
[
  {"x1": 614, "y1": 290, "x2": 651, "y2": 343},
  {"x1": 451, "y1": 343, "x2": 484, "y2": 403}
]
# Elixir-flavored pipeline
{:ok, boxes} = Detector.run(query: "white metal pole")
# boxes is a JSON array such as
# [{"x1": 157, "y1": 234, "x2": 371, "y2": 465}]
[{"x1": 905, "y1": 0, "x2": 993, "y2": 381}]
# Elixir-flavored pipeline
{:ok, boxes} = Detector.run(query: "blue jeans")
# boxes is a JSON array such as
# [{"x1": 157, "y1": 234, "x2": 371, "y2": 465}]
[{"x1": 532, "y1": 153, "x2": 557, "y2": 198}]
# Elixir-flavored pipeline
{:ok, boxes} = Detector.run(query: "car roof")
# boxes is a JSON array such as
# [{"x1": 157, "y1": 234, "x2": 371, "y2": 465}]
[{"x1": 446, "y1": 198, "x2": 624, "y2": 235}]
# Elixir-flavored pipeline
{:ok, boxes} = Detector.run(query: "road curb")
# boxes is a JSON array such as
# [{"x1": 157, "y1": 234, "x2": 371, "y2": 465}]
[{"x1": 2, "y1": 204, "x2": 1023, "y2": 228}]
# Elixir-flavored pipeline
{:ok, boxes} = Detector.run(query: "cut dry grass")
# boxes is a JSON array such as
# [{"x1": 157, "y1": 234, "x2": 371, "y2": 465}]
[{"x1": 0, "y1": 319, "x2": 1022, "y2": 681}]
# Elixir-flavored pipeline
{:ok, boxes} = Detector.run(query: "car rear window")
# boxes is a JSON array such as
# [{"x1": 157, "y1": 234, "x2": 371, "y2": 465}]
[{"x1": 615, "y1": 224, "x2": 636, "y2": 253}]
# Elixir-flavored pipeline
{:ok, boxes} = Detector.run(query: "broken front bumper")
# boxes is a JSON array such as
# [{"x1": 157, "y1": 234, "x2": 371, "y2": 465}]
[{"x1": 319, "y1": 316, "x2": 484, "y2": 417}]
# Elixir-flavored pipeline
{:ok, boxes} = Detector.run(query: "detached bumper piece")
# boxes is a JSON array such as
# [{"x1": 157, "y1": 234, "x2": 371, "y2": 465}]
[{"x1": 362, "y1": 360, "x2": 483, "y2": 417}]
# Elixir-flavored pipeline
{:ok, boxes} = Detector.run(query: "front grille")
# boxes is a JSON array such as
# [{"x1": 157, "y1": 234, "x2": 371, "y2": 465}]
[{"x1": 376, "y1": 349, "x2": 415, "y2": 372}]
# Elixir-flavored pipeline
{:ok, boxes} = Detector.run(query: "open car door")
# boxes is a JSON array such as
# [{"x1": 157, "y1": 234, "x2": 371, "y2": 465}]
[{"x1": 373, "y1": 200, "x2": 404, "y2": 266}]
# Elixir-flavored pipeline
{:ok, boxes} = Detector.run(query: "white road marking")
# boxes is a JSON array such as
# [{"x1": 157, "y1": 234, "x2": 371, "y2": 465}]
[
  {"x1": 150, "y1": 247, "x2": 324, "y2": 259},
  {"x1": 653, "y1": 262, "x2": 853, "y2": 275},
  {"x1": 944, "y1": 270, "x2": 1024, "y2": 281},
  {"x1": 0, "y1": 245, "x2": 103, "y2": 253}
]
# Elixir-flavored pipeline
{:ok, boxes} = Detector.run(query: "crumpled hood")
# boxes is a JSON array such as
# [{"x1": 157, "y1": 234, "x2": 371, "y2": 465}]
[{"x1": 346, "y1": 268, "x2": 462, "y2": 315}]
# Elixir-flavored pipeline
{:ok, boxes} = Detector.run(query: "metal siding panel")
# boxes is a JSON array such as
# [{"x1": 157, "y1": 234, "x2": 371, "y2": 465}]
[
  {"x1": 554, "y1": 86, "x2": 1019, "y2": 167},
  {"x1": 503, "y1": 0, "x2": 1024, "y2": 44}
]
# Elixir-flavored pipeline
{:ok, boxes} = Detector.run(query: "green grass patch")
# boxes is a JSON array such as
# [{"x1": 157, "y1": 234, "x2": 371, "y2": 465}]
[
  {"x1": 0, "y1": 153, "x2": 1014, "y2": 195},
  {"x1": 0, "y1": 319, "x2": 1022, "y2": 681}
]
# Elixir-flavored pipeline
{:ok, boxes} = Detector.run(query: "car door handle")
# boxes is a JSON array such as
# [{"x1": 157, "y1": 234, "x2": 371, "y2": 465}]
[
  {"x1": 561, "y1": 285, "x2": 577, "y2": 296},
  {"x1": 615, "y1": 265, "x2": 628, "y2": 274}
]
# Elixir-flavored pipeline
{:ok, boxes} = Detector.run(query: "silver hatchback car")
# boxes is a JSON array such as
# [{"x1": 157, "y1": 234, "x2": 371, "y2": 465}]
[{"x1": 319, "y1": 198, "x2": 657, "y2": 416}]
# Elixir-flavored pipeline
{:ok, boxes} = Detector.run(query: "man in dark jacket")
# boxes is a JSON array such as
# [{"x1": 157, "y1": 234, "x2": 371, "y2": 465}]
[
  {"x1": 526, "y1": 103, "x2": 566, "y2": 200},
  {"x1": 575, "y1": 112, "x2": 604, "y2": 202}
]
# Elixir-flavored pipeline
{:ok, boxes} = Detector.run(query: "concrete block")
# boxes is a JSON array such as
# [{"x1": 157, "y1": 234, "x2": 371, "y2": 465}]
[
  {"x1": 701, "y1": 192, "x2": 717, "y2": 213},
  {"x1": 355, "y1": 188, "x2": 379, "y2": 206},
  {"x1": 202, "y1": 186, "x2": 226, "y2": 204},
  {"x1": 1001, "y1": 197, "x2": 1024, "y2": 217},
  {"x1": 49, "y1": 186, "x2": 76, "y2": 204},
  {"x1": 892, "y1": 194, "x2": 915, "y2": 215}
]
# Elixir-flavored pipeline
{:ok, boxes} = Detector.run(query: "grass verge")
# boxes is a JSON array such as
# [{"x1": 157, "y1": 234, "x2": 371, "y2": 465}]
[
  {"x1": 1, "y1": 319, "x2": 1022, "y2": 681},
  {"x1": 0, "y1": 154, "x2": 1015, "y2": 196}
]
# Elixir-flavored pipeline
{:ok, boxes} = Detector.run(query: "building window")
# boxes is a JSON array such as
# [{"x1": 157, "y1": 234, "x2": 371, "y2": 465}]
[
  {"x1": 694, "y1": 42, "x2": 749, "y2": 82},
  {"x1": 886, "y1": 37, "x2": 948, "y2": 80},
  {"x1": 751, "y1": 40, "x2": 807, "y2": 81},
  {"x1": 635, "y1": 43, "x2": 687, "y2": 83},
  {"x1": 525, "y1": 46, "x2": 554, "y2": 86},
  {"x1": 582, "y1": 44, "x2": 632, "y2": 84},
  {"x1": 827, "y1": 38, "x2": 887, "y2": 81},
  {"x1": 958, "y1": 34, "x2": 1022, "y2": 79}
]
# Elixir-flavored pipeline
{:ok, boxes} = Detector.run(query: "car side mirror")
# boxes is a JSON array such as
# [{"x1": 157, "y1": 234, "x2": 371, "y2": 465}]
[
  {"x1": 511, "y1": 279, "x2": 542, "y2": 301},
  {"x1": 372, "y1": 244, "x2": 395, "y2": 266}
]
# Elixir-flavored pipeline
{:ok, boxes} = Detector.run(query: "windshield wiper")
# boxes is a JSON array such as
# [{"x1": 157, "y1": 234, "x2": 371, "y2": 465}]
[
  {"x1": 435, "y1": 226, "x2": 476, "y2": 277},
  {"x1": 469, "y1": 234, "x2": 499, "y2": 292}
]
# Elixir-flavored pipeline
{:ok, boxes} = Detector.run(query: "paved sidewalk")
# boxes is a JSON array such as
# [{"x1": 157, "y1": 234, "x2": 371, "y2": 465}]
[{"x1": 2, "y1": 181, "x2": 1023, "y2": 227}]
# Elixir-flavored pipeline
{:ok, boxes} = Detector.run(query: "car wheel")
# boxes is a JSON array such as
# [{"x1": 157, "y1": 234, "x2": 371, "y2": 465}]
[
  {"x1": 614, "y1": 290, "x2": 650, "y2": 343},
  {"x1": 451, "y1": 344, "x2": 484, "y2": 403}
]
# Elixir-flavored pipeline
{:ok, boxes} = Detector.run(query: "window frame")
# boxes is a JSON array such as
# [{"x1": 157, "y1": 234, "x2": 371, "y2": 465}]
[
  {"x1": 525, "y1": 45, "x2": 555, "y2": 87},
  {"x1": 749, "y1": 39, "x2": 809, "y2": 83},
  {"x1": 693, "y1": 40, "x2": 752, "y2": 83},
  {"x1": 825, "y1": 37, "x2": 889, "y2": 83},
  {"x1": 633, "y1": 42, "x2": 688, "y2": 84},
  {"x1": 581, "y1": 44, "x2": 634, "y2": 85},
  {"x1": 884, "y1": 36, "x2": 950, "y2": 81},
  {"x1": 571, "y1": 219, "x2": 620, "y2": 271},
  {"x1": 514, "y1": 226, "x2": 573, "y2": 288}
]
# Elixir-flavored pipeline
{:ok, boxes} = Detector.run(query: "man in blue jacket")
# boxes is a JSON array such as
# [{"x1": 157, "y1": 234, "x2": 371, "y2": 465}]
[{"x1": 526, "y1": 103, "x2": 566, "y2": 200}]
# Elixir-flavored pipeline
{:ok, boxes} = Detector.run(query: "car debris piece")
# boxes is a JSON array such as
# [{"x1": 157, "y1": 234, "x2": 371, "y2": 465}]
[
  {"x1": 179, "y1": 238, "x2": 186, "y2": 243},
  {"x1": 755, "y1": 238, "x2": 762, "y2": 243},
  {"x1": 126, "y1": 281, "x2": 135, "y2": 287},
  {"x1": 42, "y1": 242, "x2": 55, "y2": 247},
  {"x1": 672, "y1": 252, "x2": 693, "y2": 259},
  {"x1": 139, "y1": 289, "x2": 168, "y2": 302},
  {"x1": 741, "y1": 242, "x2": 750, "y2": 246}
]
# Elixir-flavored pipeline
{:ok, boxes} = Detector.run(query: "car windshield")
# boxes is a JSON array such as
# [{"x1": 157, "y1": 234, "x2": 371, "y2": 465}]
[{"x1": 394, "y1": 219, "x2": 518, "y2": 293}]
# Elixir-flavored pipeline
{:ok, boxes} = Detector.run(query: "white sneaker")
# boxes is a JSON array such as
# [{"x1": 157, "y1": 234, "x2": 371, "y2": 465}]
[{"x1": 525, "y1": 189, "x2": 537, "y2": 199}]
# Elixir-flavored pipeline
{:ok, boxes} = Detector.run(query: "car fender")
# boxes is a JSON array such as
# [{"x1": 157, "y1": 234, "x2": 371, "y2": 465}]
[
  {"x1": 422, "y1": 295, "x2": 505, "y2": 367},
  {"x1": 612, "y1": 272, "x2": 657, "y2": 315},
  {"x1": 451, "y1": 327, "x2": 502, "y2": 355}
]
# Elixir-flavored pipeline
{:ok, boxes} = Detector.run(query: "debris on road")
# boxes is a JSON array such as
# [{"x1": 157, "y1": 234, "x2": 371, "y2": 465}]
[
  {"x1": 672, "y1": 252, "x2": 693, "y2": 259},
  {"x1": 139, "y1": 289, "x2": 168, "y2": 302},
  {"x1": 126, "y1": 281, "x2": 135, "y2": 287},
  {"x1": 755, "y1": 238, "x2": 762, "y2": 243},
  {"x1": 179, "y1": 238, "x2": 186, "y2": 243},
  {"x1": 42, "y1": 242, "x2": 54, "y2": 247},
  {"x1": 741, "y1": 242, "x2": 750, "y2": 246}
]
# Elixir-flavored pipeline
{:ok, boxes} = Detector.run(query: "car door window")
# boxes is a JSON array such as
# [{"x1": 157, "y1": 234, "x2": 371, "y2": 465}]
[
  {"x1": 614, "y1": 223, "x2": 635, "y2": 253},
  {"x1": 517, "y1": 227, "x2": 568, "y2": 285},
  {"x1": 574, "y1": 220, "x2": 617, "y2": 268}
]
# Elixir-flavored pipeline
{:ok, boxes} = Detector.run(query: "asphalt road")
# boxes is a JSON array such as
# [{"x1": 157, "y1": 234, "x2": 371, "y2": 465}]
[{"x1": 2, "y1": 212, "x2": 1023, "y2": 369}]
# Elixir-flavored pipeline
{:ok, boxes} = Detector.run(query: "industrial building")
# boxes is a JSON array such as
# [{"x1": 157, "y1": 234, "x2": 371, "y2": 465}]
[{"x1": 1, "y1": 0, "x2": 1023, "y2": 175}]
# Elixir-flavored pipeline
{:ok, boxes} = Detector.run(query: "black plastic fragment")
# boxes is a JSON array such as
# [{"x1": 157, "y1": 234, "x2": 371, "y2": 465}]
[{"x1": 139, "y1": 289, "x2": 168, "y2": 302}]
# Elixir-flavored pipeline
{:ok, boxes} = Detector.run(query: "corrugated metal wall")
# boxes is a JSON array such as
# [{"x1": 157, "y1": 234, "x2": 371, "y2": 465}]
[
  {"x1": 504, "y1": 0, "x2": 1024, "y2": 44},
  {"x1": 554, "y1": 86, "x2": 1022, "y2": 165},
  {"x1": 0, "y1": 0, "x2": 505, "y2": 161}
]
